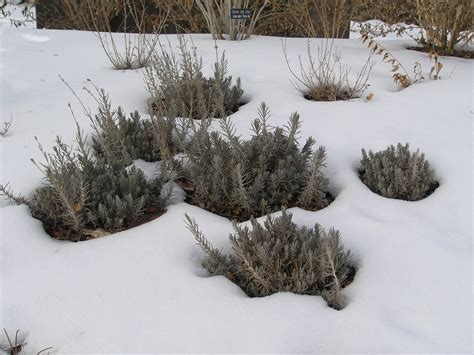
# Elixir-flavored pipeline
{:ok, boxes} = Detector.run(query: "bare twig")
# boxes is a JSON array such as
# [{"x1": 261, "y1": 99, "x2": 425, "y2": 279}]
[{"x1": 0, "y1": 116, "x2": 12, "y2": 137}]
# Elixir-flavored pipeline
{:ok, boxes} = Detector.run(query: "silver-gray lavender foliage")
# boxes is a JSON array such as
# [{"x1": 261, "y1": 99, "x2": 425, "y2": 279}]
[
  {"x1": 1, "y1": 121, "x2": 168, "y2": 242},
  {"x1": 174, "y1": 103, "x2": 332, "y2": 221},
  {"x1": 186, "y1": 208, "x2": 357, "y2": 310},
  {"x1": 31, "y1": 124, "x2": 167, "y2": 241},
  {"x1": 144, "y1": 36, "x2": 243, "y2": 120},
  {"x1": 90, "y1": 89, "x2": 176, "y2": 165},
  {"x1": 92, "y1": 108, "x2": 158, "y2": 163},
  {"x1": 360, "y1": 143, "x2": 438, "y2": 201}
]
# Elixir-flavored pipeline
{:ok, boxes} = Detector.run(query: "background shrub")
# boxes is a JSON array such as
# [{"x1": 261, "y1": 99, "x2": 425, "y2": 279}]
[
  {"x1": 352, "y1": 0, "x2": 417, "y2": 24},
  {"x1": 360, "y1": 143, "x2": 439, "y2": 201},
  {"x1": 195, "y1": 0, "x2": 269, "y2": 40},
  {"x1": 144, "y1": 36, "x2": 243, "y2": 120},
  {"x1": 36, "y1": 0, "x2": 166, "y2": 32},
  {"x1": 279, "y1": 0, "x2": 358, "y2": 38},
  {"x1": 36, "y1": 0, "x2": 356, "y2": 38},
  {"x1": 355, "y1": 0, "x2": 473, "y2": 57},
  {"x1": 37, "y1": 0, "x2": 472, "y2": 54},
  {"x1": 37, "y1": 0, "x2": 355, "y2": 38},
  {"x1": 253, "y1": 1, "x2": 307, "y2": 37},
  {"x1": 172, "y1": 103, "x2": 332, "y2": 221},
  {"x1": 153, "y1": 0, "x2": 208, "y2": 34},
  {"x1": 186, "y1": 208, "x2": 357, "y2": 310},
  {"x1": 413, "y1": 0, "x2": 473, "y2": 56}
]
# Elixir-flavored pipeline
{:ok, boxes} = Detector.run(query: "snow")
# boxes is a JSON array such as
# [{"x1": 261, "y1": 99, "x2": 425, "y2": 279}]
[
  {"x1": 0, "y1": 18, "x2": 472, "y2": 354},
  {"x1": 0, "y1": 3, "x2": 36, "y2": 30}
]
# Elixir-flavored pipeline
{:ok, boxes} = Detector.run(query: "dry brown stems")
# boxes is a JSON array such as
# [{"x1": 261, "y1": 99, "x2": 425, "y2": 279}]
[
  {"x1": 283, "y1": 38, "x2": 374, "y2": 101},
  {"x1": 71, "y1": 0, "x2": 168, "y2": 69}
]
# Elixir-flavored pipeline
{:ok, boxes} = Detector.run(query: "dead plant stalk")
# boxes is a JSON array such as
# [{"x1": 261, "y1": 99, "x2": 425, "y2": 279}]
[
  {"x1": 83, "y1": 0, "x2": 168, "y2": 69},
  {"x1": 283, "y1": 39, "x2": 374, "y2": 101}
]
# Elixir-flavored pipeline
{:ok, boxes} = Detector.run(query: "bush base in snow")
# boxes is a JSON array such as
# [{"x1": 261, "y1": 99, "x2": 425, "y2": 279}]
[
  {"x1": 359, "y1": 143, "x2": 439, "y2": 201},
  {"x1": 186, "y1": 208, "x2": 357, "y2": 310},
  {"x1": 174, "y1": 102, "x2": 333, "y2": 222}
]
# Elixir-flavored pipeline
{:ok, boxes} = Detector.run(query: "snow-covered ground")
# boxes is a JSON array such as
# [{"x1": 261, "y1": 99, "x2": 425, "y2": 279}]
[
  {"x1": 0, "y1": 18, "x2": 472, "y2": 354},
  {"x1": 0, "y1": 3, "x2": 36, "y2": 30}
]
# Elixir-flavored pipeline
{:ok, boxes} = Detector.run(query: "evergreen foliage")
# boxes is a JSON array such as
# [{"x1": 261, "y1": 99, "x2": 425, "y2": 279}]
[
  {"x1": 1, "y1": 123, "x2": 168, "y2": 242},
  {"x1": 174, "y1": 103, "x2": 332, "y2": 221},
  {"x1": 144, "y1": 35, "x2": 243, "y2": 120},
  {"x1": 90, "y1": 89, "x2": 172, "y2": 164},
  {"x1": 186, "y1": 208, "x2": 357, "y2": 310},
  {"x1": 360, "y1": 143, "x2": 438, "y2": 201},
  {"x1": 93, "y1": 109, "x2": 156, "y2": 162}
]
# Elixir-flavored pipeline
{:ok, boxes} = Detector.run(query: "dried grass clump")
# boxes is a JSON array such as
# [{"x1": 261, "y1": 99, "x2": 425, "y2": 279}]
[
  {"x1": 360, "y1": 143, "x2": 439, "y2": 201},
  {"x1": 284, "y1": 39, "x2": 374, "y2": 101},
  {"x1": 144, "y1": 36, "x2": 243, "y2": 120},
  {"x1": 186, "y1": 208, "x2": 357, "y2": 310},
  {"x1": 40, "y1": 0, "x2": 168, "y2": 69},
  {"x1": 89, "y1": 0, "x2": 166, "y2": 70},
  {"x1": 0, "y1": 103, "x2": 169, "y2": 242},
  {"x1": 170, "y1": 102, "x2": 332, "y2": 221}
]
